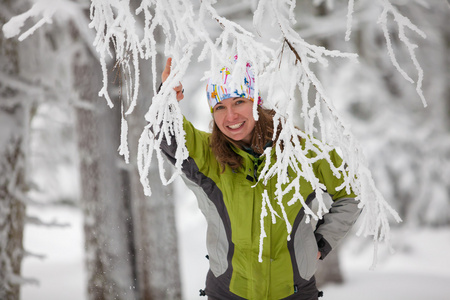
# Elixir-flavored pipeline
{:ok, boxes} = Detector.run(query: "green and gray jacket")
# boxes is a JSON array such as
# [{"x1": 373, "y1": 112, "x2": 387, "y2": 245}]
[{"x1": 161, "y1": 118, "x2": 361, "y2": 300}]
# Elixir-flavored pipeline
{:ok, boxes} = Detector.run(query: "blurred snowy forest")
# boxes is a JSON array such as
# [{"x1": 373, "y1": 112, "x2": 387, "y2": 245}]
[{"x1": 1, "y1": 0, "x2": 449, "y2": 300}]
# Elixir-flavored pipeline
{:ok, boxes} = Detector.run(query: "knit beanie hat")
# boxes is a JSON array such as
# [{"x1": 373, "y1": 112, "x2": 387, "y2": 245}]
[{"x1": 206, "y1": 59, "x2": 263, "y2": 112}]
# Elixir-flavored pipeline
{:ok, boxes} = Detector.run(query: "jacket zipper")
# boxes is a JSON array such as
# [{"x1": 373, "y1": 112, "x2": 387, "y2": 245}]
[{"x1": 254, "y1": 158, "x2": 260, "y2": 182}]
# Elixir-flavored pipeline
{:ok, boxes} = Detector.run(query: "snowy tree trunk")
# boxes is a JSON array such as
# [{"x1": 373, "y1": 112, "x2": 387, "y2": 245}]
[
  {"x1": 126, "y1": 55, "x2": 182, "y2": 300},
  {"x1": 72, "y1": 19, "x2": 181, "y2": 299},
  {"x1": 0, "y1": 2, "x2": 29, "y2": 298},
  {"x1": 0, "y1": 99, "x2": 27, "y2": 300},
  {"x1": 0, "y1": 118, "x2": 26, "y2": 300},
  {"x1": 73, "y1": 38, "x2": 137, "y2": 299}
]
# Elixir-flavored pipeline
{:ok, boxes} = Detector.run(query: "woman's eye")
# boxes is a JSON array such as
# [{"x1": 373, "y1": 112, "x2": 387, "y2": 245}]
[
  {"x1": 215, "y1": 105, "x2": 224, "y2": 111},
  {"x1": 236, "y1": 100, "x2": 244, "y2": 105}
]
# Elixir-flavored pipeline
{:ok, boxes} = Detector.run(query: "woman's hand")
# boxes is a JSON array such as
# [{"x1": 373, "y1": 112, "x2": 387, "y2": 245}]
[{"x1": 162, "y1": 57, "x2": 184, "y2": 102}]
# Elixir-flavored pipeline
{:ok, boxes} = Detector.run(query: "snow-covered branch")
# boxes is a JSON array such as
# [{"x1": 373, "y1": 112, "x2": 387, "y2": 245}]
[
  {"x1": 89, "y1": 0, "x2": 144, "y2": 110},
  {"x1": 2, "y1": 0, "x2": 87, "y2": 41},
  {"x1": 252, "y1": 0, "x2": 403, "y2": 263},
  {"x1": 2, "y1": 0, "x2": 57, "y2": 41},
  {"x1": 376, "y1": 0, "x2": 427, "y2": 107}
]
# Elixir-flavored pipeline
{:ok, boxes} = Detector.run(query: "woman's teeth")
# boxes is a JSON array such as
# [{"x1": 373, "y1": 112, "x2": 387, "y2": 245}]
[{"x1": 228, "y1": 122, "x2": 243, "y2": 129}]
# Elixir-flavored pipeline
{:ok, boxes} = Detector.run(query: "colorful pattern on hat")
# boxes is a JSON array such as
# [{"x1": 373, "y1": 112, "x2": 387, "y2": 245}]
[{"x1": 206, "y1": 62, "x2": 263, "y2": 112}]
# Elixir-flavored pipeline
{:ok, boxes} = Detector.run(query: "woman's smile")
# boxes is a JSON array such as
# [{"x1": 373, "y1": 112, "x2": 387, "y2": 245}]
[{"x1": 227, "y1": 121, "x2": 245, "y2": 130}]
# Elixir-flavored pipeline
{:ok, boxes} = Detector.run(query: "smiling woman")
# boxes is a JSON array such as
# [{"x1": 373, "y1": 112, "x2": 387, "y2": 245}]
[{"x1": 159, "y1": 58, "x2": 361, "y2": 300}]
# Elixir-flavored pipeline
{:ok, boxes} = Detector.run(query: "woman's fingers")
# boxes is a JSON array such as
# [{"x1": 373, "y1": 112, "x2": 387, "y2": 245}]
[
  {"x1": 173, "y1": 82, "x2": 182, "y2": 93},
  {"x1": 161, "y1": 57, "x2": 184, "y2": 101},
  {"x1": 162, "y1": 57, "x2": 172, "y2": 83},
  {"x1": 175, "y1": 82, "x2": 184, "y2": 101}
]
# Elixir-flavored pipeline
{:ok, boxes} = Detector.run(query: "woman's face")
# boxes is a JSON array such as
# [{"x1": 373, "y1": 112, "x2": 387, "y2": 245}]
[{"x1": 213, "y1": 97, "x2": 256, "y2": 145}]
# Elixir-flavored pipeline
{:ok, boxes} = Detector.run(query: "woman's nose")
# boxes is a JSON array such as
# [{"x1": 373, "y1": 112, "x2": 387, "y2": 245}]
[{"x1": 225, "y1": 107, "x2": 238, "y2": 120}]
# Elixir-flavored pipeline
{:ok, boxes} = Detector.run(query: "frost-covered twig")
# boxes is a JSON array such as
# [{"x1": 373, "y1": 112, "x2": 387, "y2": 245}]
[
  {"x1": 312, "y1": 0, "x2": 427, "y2": 106},
  {"x1": 89, "y1": 0, "x2": 144, "y2": 110},
  {"x1": 376, "y1": 0, "x2": 427, "y2": 107},
  {"x1": 2, "y1": 0, "x2": 87, "y2": 41},
  {"x1": 3, "y1": 0, "x2": 56, "y2": 41},
  {"x1": 344, "y1": 0, "x2": 355, "y2": 41}
]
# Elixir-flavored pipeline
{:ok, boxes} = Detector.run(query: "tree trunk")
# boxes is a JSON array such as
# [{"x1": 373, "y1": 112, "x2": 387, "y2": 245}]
[
  {"x1": 0, "y1": 2, "x2": 30, "y2": 298},
  {"x1": 126, "y1": 54, "x2": 182, "y2": 300},
  {"x1": 72, "y1": 21, "x2": 181, "y2": 299},
  {"x1": 0, "y1": 99, "x2": 27, "y2": 300},
  {"x1": 73, "y1": 40, "x2": 137, "y2": 299}
]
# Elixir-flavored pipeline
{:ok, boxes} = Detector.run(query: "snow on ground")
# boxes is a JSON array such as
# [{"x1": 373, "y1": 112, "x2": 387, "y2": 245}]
[
  {"x1": 319, "y1": 228, "x2": 450, "y2": 300},
  {"x1": 21, "y1": 206, "x2": 86, "y2": 300},
  {"x1": 21, "y1": 198, "x2": 450, "y2": 300}
]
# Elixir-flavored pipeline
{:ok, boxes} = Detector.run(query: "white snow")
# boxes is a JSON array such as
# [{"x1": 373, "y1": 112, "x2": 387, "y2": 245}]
[
  {"x1": 21, "y1": 193, "x2": 450, "y2": 300},
  {"x1": 21, "y1": 206, "x2": 86, "y2": 300},
  {"x1": 322, "y1": 228, "x2": 450, "y2": 300}
]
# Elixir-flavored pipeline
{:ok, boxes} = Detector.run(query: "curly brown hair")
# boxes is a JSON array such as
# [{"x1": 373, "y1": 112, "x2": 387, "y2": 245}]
[{"x1": 210, "y1": 106, "x2": 279, "y2": 171}]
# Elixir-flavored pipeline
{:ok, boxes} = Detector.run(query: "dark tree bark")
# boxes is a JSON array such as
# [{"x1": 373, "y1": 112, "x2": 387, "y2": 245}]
[
  {"x1": 125, "y1": 52, "x2": 182, "y2": 300},
  {"x1": 72, "y1": 18, "x2": 181, "y2": 299},
  {"x1": 0, "y1": 1, "x2": 32, "y2": 298},
  {"x1": 72, "y1": 31, "x2": 137, "y2": 299}
]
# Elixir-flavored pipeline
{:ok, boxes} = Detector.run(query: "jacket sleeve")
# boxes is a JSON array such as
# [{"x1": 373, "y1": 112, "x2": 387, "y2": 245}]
[
  {"x1": 159, "y1": 116, "x2": 214, "y2": 175},
  {"x1": 313, "y1": 149, "x2": 362, "y2": 259}
]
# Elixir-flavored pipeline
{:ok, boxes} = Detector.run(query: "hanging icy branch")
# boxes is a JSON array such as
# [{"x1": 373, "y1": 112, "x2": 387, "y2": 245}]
[
  {"x1": 138, "y1": 66, "x2": 189, "y2": 196},
  {"x1": 2, "y1": 0, "x2": 82, "y2": 41},
  {"x1": 258, "y1": 189, "x2": 280, "y2": 262},
  {"x1": 252, "y1": 0, "x2": 403, "y2": 265},
  {"x1": 136, "y1": 0, "x2": 200, "y2": 91},
  {"x1": 89, "y1": 0, "x2": 144, "y2": 110},
  {"x1": 89, "y1": 0, "x2": 203, "y2": 166},
  {"x1": 135, "y1": 1, "x2": 204, "y2": 191},
  {"x1": 376, "y1": 0, "x2": 427, "y2": 107},
  {"x1": 199, "y1": 0, "x2": 274, "y2": 116},
  {"x1": 339, "y1": 0, "x2": 427, "y2": 106},
  {"x1": 134, "y1": 0, "x2": 275, "y2": 192},
  {"x1": 344, "y1": 0, "x2": 355, "y2": 41}
]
